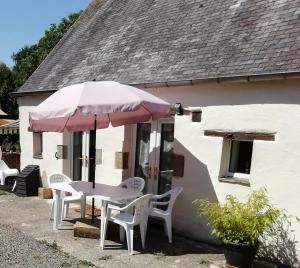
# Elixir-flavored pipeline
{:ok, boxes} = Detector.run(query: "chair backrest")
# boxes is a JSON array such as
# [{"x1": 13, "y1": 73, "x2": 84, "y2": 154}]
[
  {"x1": 164, "y1": 186, "x2": 183, "y2": 213},
  {"x1": 118, "y1": 177, "x2": 145, "y2": 192},
  {"x1": 127, "y1": 194, "x2": 152, "y2": 225},
  {"x1": 48, "y1": 173, "x2": 72, "y2": 187}
]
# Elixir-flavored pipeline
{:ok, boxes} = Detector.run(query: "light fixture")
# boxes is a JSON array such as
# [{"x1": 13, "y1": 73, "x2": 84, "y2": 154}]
[
  {"x1": 174, "y1": 103, "x2": 184, "y2": 115},
  {"x1": 55, "y1": 145, "x2": 67, "y2": 159}
]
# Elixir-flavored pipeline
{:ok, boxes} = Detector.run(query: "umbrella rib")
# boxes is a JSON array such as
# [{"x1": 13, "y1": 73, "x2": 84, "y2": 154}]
[
  {"x1": 141, "y1": 104, "x2": 153, "y2": 118},
  {"x1": 107, "y1": 112, "x2": 111, "y2": 125},
  {"x1": 64, "y1": 115, "x2": 72, "y2": 131}
]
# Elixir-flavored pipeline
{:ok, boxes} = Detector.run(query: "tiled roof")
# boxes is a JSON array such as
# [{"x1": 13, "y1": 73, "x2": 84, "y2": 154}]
[{"x1": 18, "y1": 0, "x2": 300, "y2": 93}]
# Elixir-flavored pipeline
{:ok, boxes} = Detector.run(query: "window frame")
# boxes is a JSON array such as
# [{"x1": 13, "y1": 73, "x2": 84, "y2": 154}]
[
  {"x1": 33, "y1": 132, "x2": 43, "y2": 159},
  {"x1": 226, "y1": 139, "x2": 253, "y2": 179}
]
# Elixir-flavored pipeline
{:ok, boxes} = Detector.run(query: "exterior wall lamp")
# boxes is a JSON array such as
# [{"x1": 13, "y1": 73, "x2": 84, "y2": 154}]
[
  {"x1": 55, "y1": 145, "x2": 67, "y2": 159},
  {"x1": 174, "y1": 103, "x2": 184, "y2": 115}
]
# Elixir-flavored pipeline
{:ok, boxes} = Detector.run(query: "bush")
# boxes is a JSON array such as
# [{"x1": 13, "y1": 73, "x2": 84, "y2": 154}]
[{"x1": 194, "y1": 190, "x2": 282, "y2": 246}]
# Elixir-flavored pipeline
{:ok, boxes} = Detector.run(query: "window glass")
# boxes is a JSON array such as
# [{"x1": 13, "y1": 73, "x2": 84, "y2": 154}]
[
  {"x1": 33, "y1": 132, "x2": 43, "y2": 157},
  {"x1": 229, "y1": 140, "x2": 253, "y2": 174}
]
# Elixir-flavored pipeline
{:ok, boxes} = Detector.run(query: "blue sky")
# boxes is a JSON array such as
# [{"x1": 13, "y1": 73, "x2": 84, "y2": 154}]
[{"x1": 0, "y1": 0, "x2": 91, "y2": 67}]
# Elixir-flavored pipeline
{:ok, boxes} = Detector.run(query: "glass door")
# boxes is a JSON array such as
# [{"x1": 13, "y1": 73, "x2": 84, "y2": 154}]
[
  {"x1": 72, "y1": 132, "x2": 83, "y2": 181},
  {"x1": 156, "y1": 122, "x2": 174, "y2": 194},
  {"x1": 72, "y1": 131, "x2": 90, "y2": 182},
  {"x1": 134, "y1": 119, "x2": 174, "y2": 194},
  {"x1": 134, "y1": 123, "x2": 156, "y2": 193}
]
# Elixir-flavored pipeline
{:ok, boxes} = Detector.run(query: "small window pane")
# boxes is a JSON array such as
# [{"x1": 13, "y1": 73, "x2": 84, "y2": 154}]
[
  {"x1": 229, "y1": 140, "x2": 253, "y2": 174},
  {"x1": 192, "y1": 111, "x2": 202, "y2": 122},
  {"x1": 33, "y1": 132, "x2": 43, "y2": 157}
]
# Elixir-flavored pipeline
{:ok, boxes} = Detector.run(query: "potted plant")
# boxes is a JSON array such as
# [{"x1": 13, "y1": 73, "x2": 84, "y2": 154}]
[{"x1": 194, "y1": 190, "x2": 282, "y2": 268}]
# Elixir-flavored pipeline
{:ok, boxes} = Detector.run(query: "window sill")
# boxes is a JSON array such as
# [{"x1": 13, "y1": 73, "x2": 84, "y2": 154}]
[
  {"x1": 219, "y1": 176, "x2": 250, "y2": 186},
  {"x1": 33, "y1": 154, "x2": 43, "y2": 159}
]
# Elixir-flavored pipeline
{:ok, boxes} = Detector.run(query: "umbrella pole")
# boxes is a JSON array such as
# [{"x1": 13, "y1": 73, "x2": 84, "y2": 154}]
[{"x1": 91, "y1": 115, "x2": 96, "y2": 224}]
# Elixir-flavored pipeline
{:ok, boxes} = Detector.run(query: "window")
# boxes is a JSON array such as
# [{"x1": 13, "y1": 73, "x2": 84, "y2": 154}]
[
  {"x1": 228, "y1": 140, "x2": 253, "y2": 175},
  {"x1": 192, "y1": 111, "x2": 202, "y2": 122},
  {"x1": 219, "y1": 139, "x2": 254, "y2": 186},
  {"x1": 33, "y1": 132, "x2": 43, "y2": 158}
]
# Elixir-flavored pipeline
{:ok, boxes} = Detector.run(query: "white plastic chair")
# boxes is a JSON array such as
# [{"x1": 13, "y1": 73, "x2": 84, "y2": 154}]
[
  {"x1": 0, "y1": 160, "x2": 19, "y2": 185},
  {"x1": 118, "y1": 177, "x2": 145, "y2": 192},
  {"x1": 48, "y1": 174, "x2": 84, "y2": 221},
  {"x1": 0, "y1": 147, "x2": 19, "y2": 187},
  {"x1": 102, "y1": 194, "x2": 152, "y2": 255},
  {"x1": 108, "y1": 177, "x2": 145, "y2": 209},
  {"x1": 146, "y1": 186, "x2": 183, "y2": 243}
]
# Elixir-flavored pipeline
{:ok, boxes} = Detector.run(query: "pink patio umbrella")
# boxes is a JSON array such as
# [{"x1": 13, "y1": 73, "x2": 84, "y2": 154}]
[
  {"x1": 30, "y1": 81, "x2": 170, "y2": 132},
  {"x1": 29, "y1": 81, "x2": 170, "y2": 221}
]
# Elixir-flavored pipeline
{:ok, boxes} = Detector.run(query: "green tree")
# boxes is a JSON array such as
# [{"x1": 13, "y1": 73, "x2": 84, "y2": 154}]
[
  {"x1": 0, "y1": 63, "x2": 17, "y2": 115},
  {"x1": 12, "y1": 12, "x2": 81, "y2": 88},
  {"x1": 0, "y1": 11, "x2": 81, "y2": 116}
]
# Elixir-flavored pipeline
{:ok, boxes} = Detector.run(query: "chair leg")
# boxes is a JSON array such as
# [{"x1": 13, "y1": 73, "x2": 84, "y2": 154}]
[
  {"x1": 101, "y1": 217, "x2": 109, "y2": 248},
  {"x1": 65, "y1": 203, "x2": 70, "y2": 218},
  {"x1": 61, "y1": 200, "x2": 65, "y2": 222},
  {"x1": 125, "y1": 225, "x2": 134, "y2": 255},
  {"x1": 0, "y1": 175, "x2": 4, "y2": 186},
  {"x1": 120, "y1": 226, "x2": 125, "y2": 242},
  {"x1": 50, "y1": 200, "x2": 54, "y2": 220},
  {"x1": 140, "y1": 221, "x2": 146, "y2": 249},
  {"x1": 165, "y1": 217, "x2": 172, "y2": 243}
]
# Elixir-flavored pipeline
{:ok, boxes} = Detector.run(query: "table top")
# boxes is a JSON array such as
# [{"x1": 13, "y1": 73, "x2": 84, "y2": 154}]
[{"x1": 50, "y1": 181, "x2": 142, "y2": 201}]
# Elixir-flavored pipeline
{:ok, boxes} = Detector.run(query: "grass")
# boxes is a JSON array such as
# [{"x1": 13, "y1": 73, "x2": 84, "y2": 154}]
[
  {"x1": 39, "y1": 240, "x2": 69, "y2": 257},
  {"x1": 197, "y1": 258, "x2": 210, "y2": 265},
  {"x1": 78, "y1": 260, "x2": 95, "y2": 267},
  {"x1": 61, "y1": 261, "x2": 72, "y2": 267},
  {"x1": 98, "y1": 254, "x2": 112, "y2": 261},
  {"x1": 40, "y1": 240, "x2": 59, "y2": 250}
]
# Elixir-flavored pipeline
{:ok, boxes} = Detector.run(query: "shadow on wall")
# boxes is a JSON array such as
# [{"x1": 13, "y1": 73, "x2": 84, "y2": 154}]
[
  {"x1": 258, "y1": 216, "x2": 300, "y2": 267},
  {"x1": 172, "y1": 138, "x2": 219, "y2": 241}
]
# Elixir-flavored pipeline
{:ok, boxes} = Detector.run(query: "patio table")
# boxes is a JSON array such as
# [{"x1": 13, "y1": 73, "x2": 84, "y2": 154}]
[{"x1": 50, "y1": 181, "x2": 142, "y2": 248}]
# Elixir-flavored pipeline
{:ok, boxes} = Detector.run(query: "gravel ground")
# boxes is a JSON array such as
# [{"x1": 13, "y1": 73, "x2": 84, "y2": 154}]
[{"x1": 0, "y1": 223, "x2": 96, "y2": 268}]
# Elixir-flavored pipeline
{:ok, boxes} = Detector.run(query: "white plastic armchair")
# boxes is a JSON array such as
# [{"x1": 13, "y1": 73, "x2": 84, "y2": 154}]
[
  {"x1": 102, "y1": 194, "x2": 152, "y2": 255},
  {"x1": 48, "y1": 174, "x2": 84, "y2": 221},
  {"x1": 109, "y1": 177, "x2": 145, "y2": 207},
  {"x1": 146, "y1": 186, "x2": 183, "y2": 243},
  {"x1": 118, "y1": 177, "x2": 145, "y2": 192},
  {"x1": 0, "y1": 160, "x2": 19, "y2": 186}
]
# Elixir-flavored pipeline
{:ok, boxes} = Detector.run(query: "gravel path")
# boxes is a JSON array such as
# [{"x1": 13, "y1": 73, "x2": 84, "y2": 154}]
[{"x1": 0, "y1": 223, "x2": 96, "y2": 268}]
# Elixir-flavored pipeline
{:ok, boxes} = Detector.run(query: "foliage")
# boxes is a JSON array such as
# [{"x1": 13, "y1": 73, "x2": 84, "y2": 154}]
[
  {"x1": 0, "y1": 63, "x2": 17, "y2": 115},
  {"x1": 194, "y1": 190, "x2": 282, "y2": 246}
]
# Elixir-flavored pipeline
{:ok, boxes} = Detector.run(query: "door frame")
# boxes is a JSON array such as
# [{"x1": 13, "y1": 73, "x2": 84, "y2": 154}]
[
  {"x1": 70, "y1": 131, "x2": 90, "y2": 182},
  {"x1": 130, "y1": 118, "x2": 174, "y2": 194}
]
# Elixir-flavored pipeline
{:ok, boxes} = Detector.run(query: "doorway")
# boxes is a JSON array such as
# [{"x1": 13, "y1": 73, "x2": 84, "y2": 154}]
[
  {"x1": 133, "y1": 119, "x2": 174, "y2": 194},
  {"x1": 72, "y1": 131, "x2": 95, "y2": 182}
]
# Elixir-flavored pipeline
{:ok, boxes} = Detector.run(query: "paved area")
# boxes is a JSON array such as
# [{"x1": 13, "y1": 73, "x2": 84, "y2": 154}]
[{"x1": 0, "y1": 186, "x2": 226, "y2": 268}]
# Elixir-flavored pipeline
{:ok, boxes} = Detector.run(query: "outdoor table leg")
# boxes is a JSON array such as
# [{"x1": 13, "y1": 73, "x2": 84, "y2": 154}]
[
  {"x1": 100, "y1": 200, "x2": 108, "y2": 249},
  {"x1": 53, "y1": 189, "x2": 62, "y2": 230}
]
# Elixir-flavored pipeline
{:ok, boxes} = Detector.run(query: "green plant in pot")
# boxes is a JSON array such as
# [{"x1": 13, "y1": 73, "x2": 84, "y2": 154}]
[{"x1": 194, "y1": 190, "x2": 282, "y2": 268}]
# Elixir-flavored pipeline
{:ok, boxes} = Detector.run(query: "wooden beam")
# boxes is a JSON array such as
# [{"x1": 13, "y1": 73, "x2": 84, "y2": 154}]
[{"x1": 204, "y1": 130, "x2": 275, "y2": 141}]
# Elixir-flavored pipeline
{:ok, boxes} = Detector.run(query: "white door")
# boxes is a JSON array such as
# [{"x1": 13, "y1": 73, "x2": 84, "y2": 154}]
[
  {"x1": 72, "y1": 131, "x2": 90, "y2": 181},
  {"x1": 133, "y1": 119, "x2": 174, "y2": 194}
]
